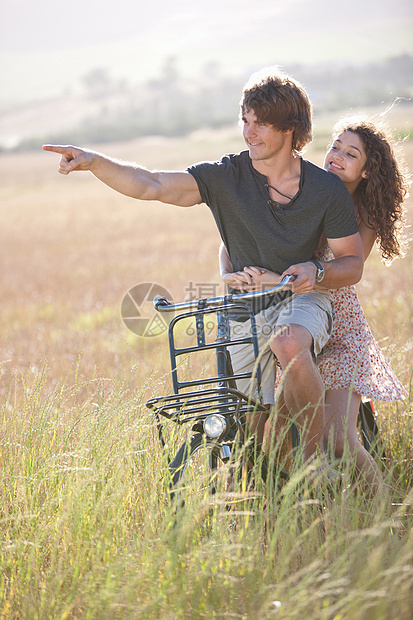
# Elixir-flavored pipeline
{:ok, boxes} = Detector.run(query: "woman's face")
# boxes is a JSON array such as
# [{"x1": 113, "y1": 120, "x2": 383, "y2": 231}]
[{"x1": 324, "y1": 131, "x2": 368, "y2": 189}]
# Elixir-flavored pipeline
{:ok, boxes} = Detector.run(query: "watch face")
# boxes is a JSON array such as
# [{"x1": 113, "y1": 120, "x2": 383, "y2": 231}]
[{"x1": 316, "y1": 268, "x2": 324, "y2": 282}]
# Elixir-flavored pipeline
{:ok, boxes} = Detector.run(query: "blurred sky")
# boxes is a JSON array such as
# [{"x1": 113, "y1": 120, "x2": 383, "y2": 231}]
[{"x1": 1, "y1": 0, "x2": 412, "y2": 103}]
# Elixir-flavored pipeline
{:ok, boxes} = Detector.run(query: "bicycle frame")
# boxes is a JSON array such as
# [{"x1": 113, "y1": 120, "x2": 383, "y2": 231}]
[{"x1": 146, "y1": 276, "x2": 295, "y2": 453}]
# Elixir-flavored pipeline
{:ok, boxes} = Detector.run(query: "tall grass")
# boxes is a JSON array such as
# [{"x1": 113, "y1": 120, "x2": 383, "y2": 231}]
[{"x1": 1, "y1": 363, "x2": 412, "y2": 619}]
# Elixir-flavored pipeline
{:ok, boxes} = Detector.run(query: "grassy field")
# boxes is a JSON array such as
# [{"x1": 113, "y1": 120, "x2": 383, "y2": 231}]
[{"x1": 1, "y1": 114, "x2": 413, "y2": 619}]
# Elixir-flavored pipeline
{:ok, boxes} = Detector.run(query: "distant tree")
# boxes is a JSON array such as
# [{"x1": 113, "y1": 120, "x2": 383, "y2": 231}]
[
  {"x1": 161, "y1": 56, "x2": 179, "y2": 87},
  {"x1": 82, "y1": 68, "x2": 112, "y2": 99}
]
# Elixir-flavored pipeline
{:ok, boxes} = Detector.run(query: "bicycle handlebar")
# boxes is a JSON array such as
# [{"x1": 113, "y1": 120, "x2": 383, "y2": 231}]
[{"x1": 153, "y1": 274, "x2": 296, "y2": 313}]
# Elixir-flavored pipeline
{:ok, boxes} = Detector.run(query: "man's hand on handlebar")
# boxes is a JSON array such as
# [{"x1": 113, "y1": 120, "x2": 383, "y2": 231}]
[{"x1": 281, "y1": 262, "x2": 317, "y2": 294}]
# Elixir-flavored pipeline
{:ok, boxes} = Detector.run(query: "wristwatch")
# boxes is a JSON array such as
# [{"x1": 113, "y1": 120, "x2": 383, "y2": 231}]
[{"x1": 309, "y1": 259, "x2": 325, "y2": 283}]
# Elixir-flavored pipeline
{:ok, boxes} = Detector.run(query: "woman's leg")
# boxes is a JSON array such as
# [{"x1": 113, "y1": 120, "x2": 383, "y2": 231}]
[{"x1": 324, "y1": 389, "x2": 383, "y2": 493}]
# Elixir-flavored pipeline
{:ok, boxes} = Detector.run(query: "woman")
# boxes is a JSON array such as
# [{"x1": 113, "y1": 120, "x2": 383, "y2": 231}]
[{"x1": 220, "y1": 116, "x2": 409, "y2": 491}]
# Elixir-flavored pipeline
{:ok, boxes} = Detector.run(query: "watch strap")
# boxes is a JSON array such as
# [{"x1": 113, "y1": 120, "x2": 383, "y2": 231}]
[{"x1": 309, "y1": 259, "x2": 323, "y2": 271}]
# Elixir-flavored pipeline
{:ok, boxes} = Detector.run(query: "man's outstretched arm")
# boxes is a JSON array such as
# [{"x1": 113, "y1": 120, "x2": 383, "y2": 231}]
[{"x1": 42, "y1": 144, "x2": 202, "y2": 207}]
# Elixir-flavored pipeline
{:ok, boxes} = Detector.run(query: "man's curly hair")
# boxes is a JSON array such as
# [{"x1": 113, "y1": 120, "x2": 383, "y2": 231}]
[{"x1": 332, "y1": 117, "x2": 410, "y2": 263}]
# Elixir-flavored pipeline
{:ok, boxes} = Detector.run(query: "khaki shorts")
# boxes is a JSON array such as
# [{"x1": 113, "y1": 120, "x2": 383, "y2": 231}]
[{"x1": 228, "y1": 290, "x2": 334, "y2": 405}]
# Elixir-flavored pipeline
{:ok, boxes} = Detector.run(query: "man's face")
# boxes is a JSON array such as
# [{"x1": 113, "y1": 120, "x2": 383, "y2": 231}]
[{"x1": 242, "y1": 108, "x2": 292, "y2": 163}]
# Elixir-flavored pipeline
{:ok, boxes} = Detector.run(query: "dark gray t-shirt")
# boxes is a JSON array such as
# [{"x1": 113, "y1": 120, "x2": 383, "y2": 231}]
[{"x1": 187, "y1": 150, "x2": 358, "y2": 315}]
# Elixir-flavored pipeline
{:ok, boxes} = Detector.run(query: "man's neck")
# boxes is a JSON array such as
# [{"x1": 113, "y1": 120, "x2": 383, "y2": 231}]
[{"x1": 252, "y1": 154, "x2": 301, "y2": 191}]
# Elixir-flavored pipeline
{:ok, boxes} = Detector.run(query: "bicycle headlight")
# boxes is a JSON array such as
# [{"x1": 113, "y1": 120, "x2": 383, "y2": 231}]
[{"x1": 203, "y1": 414, "x2": 227, "y2": 439}]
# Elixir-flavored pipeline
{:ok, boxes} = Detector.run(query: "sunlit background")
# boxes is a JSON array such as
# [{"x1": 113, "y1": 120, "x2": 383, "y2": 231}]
[{"x1": 0, "y1": 0, "x2": 412, "y2": 150}]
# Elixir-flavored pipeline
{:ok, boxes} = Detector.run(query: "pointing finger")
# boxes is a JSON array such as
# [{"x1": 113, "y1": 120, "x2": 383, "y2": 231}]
[{"x1": 43, "y1": 144, "x2": 72, "y2": 154}]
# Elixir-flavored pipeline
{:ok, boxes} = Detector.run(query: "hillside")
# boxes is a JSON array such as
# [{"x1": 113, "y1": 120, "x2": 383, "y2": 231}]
[{"x1": 1, "y1": 55, "x2": 412, "y2": 152}]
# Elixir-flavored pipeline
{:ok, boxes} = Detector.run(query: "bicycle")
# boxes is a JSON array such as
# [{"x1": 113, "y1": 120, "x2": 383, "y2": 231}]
[{"x1": 145, "y1": 276, "x2": 382, "y2": 508}]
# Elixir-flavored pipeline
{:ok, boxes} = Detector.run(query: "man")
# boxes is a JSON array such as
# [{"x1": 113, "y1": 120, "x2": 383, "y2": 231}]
[{"x1": 43, "y1": 67, "x2": 363, "y2": 465}]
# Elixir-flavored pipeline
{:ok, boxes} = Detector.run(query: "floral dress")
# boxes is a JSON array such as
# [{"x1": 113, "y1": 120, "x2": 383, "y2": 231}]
[{"x1": 315, "y1": 245, "x2": 407, "y2": 400}]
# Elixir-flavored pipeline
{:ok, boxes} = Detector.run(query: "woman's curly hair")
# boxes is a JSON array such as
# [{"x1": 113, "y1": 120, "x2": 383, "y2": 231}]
[{"x1": 333, "y1": 116, "x2": 410, "y2": 263}]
